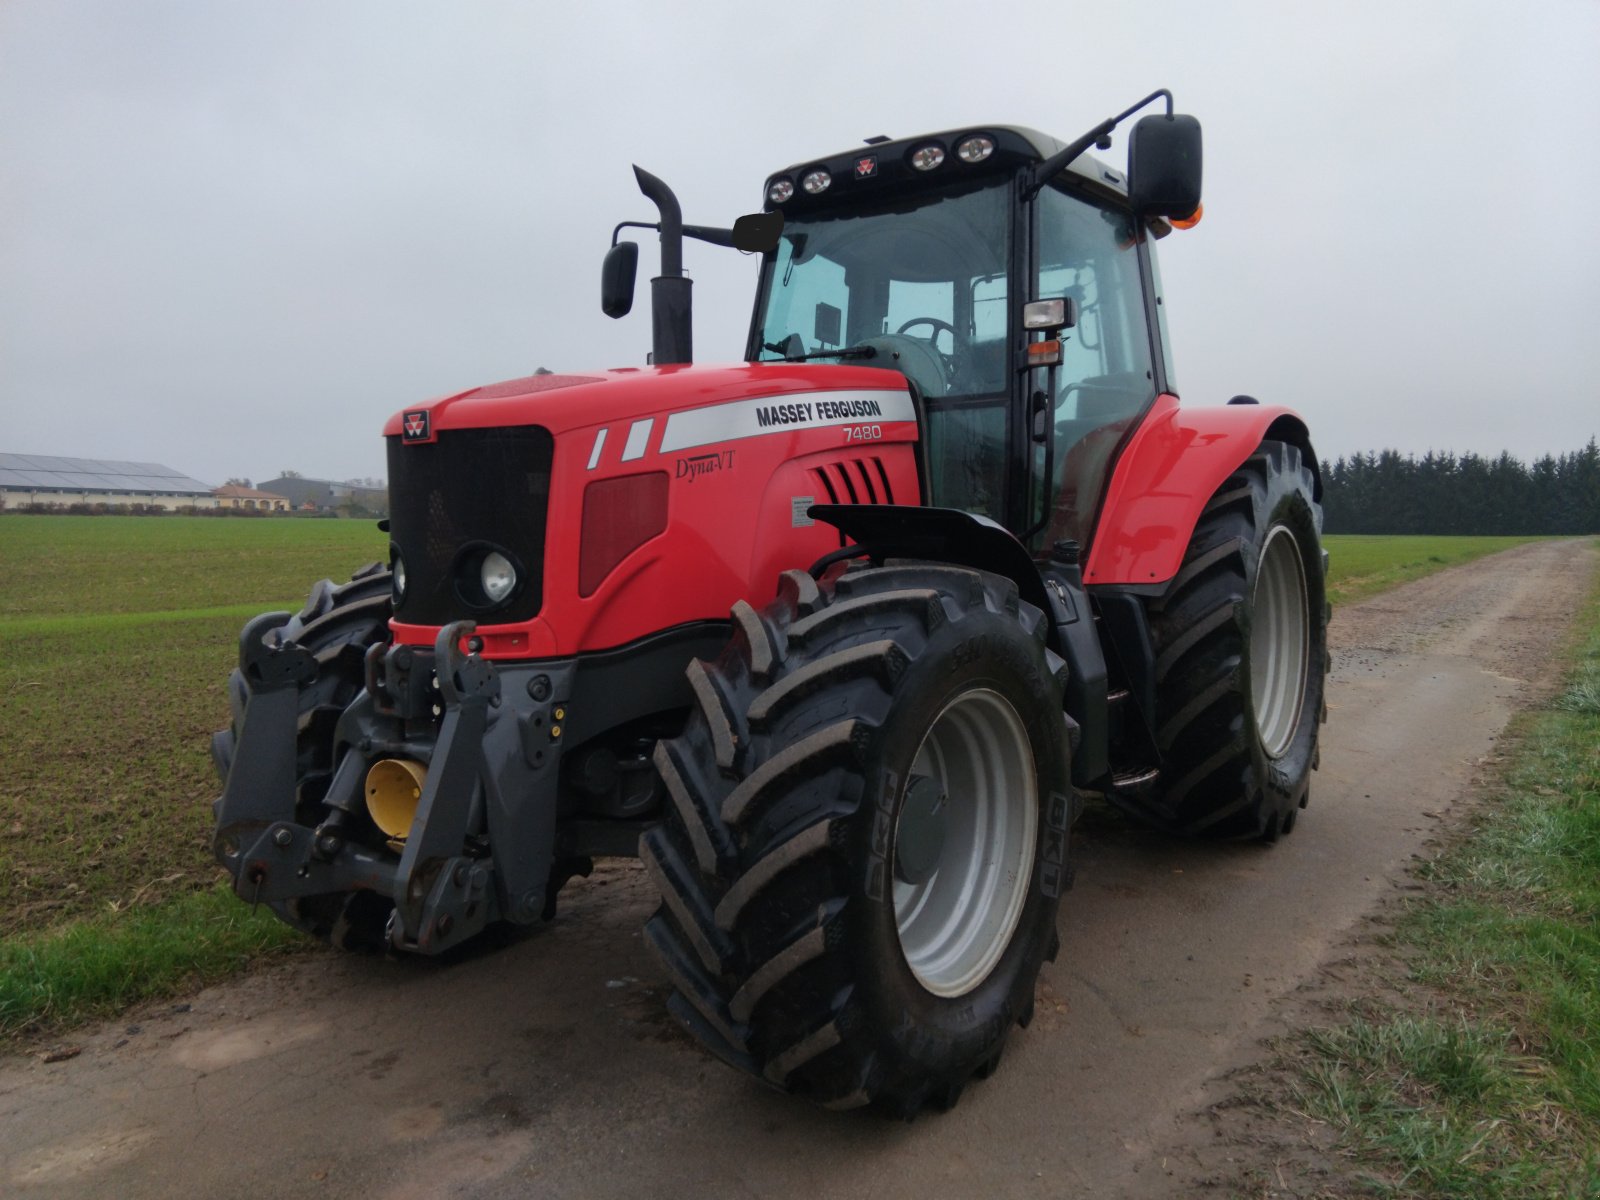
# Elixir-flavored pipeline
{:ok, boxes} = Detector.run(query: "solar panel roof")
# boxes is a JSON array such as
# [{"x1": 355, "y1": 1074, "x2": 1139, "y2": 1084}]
[{"x1": 0, "y1": 453, "x2": 212, "y2": 494}]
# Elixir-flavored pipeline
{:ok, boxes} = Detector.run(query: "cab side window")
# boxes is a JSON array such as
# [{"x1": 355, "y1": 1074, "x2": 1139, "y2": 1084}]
[
  {"x1": 1034, "y1": 187, "x2": 1156, "y2": 550},
  {"x1": 1037, "y1": 186, "x2": 1154, "y2": 419}
]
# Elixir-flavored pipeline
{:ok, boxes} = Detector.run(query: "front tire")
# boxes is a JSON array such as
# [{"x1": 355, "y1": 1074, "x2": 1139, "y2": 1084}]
[
  {"x1": 1123, "y1": 439, "x2": 1328, "y2": 839},
  {"x1": 643, "y1": 563, "x2": 1072, "y2": 1115}
]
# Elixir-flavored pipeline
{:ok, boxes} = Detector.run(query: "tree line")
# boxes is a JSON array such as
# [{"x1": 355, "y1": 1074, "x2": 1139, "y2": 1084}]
[{"x1": 1320, "y1": 439, "x2": 1600, "y2": 535}]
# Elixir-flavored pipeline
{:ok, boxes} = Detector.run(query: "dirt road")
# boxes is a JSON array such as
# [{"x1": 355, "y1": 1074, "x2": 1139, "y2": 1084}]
[{"x1": 3, "y1": 540, "x2": 1593, "y2": 1199}]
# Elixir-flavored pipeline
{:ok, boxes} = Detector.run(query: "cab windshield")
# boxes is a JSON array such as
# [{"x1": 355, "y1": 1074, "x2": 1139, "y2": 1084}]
[
  {"x1": 752, "y1": 180, "x2": 1011, "y2": 402},
  {"x1": 751, "y1": 179, "x2": 1014, "y2": 519}
]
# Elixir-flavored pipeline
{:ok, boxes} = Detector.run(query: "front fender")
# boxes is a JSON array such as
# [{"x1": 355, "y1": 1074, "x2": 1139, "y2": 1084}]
[
  {"x1": 1085, "y1": 396, "x2": 1318, "y2": 587},
  {"x1": 808, "y1": 503, "x2": 1050, "y2": 616}
]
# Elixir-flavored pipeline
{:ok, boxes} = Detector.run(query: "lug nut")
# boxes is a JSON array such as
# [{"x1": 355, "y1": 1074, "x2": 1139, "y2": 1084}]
[
  {"x1": 528, "y1": 674, "x2": 552, "y2": 701},
  {"x1": 272, "y1": 827, "x2": 293, "y2": 848}
]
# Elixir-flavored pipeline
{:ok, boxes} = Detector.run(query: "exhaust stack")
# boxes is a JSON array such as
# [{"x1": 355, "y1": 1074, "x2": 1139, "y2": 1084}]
[{"x1": 632, "y1": 165, "x2": 692, "y2": 366}]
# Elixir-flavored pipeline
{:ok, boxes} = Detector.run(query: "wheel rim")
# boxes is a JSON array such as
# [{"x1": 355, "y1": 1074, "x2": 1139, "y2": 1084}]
[
  {"x1": 1251, "y1": 525, "x2": 1310, "y2": 758},
  {"x1": 893, "y1": 689, "x2": 1037, "y2": 998}
]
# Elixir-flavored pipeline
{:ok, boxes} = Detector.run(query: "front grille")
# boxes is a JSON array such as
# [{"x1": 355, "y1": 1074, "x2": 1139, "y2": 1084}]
[{"x1": 387, "y1": 426, "x2": 553, "y2": 626}]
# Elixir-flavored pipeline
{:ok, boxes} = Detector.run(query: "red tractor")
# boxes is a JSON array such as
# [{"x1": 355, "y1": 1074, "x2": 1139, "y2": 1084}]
[{"x1": 212, "y1": 90, "x2": 1327, "y2": 1116}]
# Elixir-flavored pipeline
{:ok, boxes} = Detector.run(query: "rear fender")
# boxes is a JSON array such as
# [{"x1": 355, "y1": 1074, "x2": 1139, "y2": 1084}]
[{"x1": 1085, "y1": 396, "x2": 1318, "y2": 587}]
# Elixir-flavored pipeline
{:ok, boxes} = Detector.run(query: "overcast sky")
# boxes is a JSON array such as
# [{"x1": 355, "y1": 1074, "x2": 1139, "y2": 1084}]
[{"x1": 3, "y1": 1, "x2": 1596, "y2": 487}]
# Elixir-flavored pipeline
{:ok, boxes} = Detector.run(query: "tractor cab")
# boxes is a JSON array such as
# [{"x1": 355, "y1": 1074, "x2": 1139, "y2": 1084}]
[{"x1": 748, "y1": 106, "x2": 1201, "y2": 557}]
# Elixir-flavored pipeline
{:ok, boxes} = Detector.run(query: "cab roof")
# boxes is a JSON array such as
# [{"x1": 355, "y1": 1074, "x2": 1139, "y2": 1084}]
[{"x1": 763, "y1": 125, "x2": 1130, "y2": 214}]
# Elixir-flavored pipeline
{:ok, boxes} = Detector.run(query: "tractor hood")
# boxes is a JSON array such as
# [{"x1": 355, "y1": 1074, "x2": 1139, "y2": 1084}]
[
  {"x1": 381, "y1": 361, "x2": 914, "y2": 444},
  {"x1": 381, "y1": 358, "x2": 923, "y2": 661}
]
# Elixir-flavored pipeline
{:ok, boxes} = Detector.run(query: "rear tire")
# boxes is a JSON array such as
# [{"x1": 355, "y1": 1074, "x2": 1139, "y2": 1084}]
[
  {"x1": 1122, "y1": 439, "x2": 1328, "y2": 839},
  {"x1": 643, "y1": 563, "x2": 1072, "y2": 1115},
  {"x1": 216, "y1": 563, "x2": 395, "y2": 951}
]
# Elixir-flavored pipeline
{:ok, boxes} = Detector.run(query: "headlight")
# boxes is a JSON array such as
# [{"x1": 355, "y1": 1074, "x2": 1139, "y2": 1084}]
[
  {"x1": 956, "y1": 134, "x2": 994, "y2": 163},
  {"x1": 801, "y1": 168, "x2": 832, "y2": 195},
  {"x1": 391, "y1": 550, "x2": 407, "y2": 604},
  {"x1": 451, "y1": 543, "x2": 523, "y2": 611},
  {"x1": 480, "y1": 551, "x2": 516, "y2": 605},
  {"x1": 767, "y1": 177, "x2": 794, "y2": 204},
  {"x1": 910, "y1": 144, "x2": 946, "y2": 171}
]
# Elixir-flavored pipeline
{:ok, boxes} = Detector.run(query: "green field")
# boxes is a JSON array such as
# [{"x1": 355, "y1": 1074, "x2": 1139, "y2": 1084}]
[
  {"x1": 1, "y1": 517, "x2": 384, "y2": 928},
  {"x1": 0, "y1": 516, "x2": 386, "y2": 1032},
  {"x1": 0, "y1": 514, "x2": 387, "y2": 624},
  {"x1": 0, "y1": 516, "x2": 1553, "y2": 1036},
  {"x1": 1322, "y1": 534, "x2": 1545, "y2": 606}
]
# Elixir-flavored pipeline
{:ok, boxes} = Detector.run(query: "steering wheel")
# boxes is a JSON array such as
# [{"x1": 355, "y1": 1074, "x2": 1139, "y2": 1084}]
[
  {"x1": 896, "y1": 317, "x2": 958, "y2": 356},
  {"x1": 859, "y1": 334, "x2": 951, "y2": 399}
]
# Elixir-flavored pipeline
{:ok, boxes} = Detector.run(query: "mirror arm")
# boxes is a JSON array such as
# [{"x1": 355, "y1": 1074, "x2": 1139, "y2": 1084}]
[
  {"x1": 1117, "y1": 87, "x2": 1173, "y2": 122},
  {"x1": 683, "y1": 224, "x2": 736, "y2": 248},
  {"x1": 612, "y1": 221, "x2": 737, "y2": 250},
  {"x1": 610, "y1": 220, "x2": 658, "y2": 247},
  {"x1": 1023, "y1": 88, "x2": 1175, "y2": 198}
]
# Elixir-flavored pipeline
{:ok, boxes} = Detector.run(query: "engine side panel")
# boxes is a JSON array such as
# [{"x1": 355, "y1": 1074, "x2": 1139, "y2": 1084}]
[{"x1": 1085, "y1": 395, "x2": 1315, "y2": 587}]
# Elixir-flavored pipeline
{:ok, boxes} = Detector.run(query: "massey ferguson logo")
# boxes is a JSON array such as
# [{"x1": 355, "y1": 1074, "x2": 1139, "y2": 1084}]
[
  {"x1": 402, "y1": 410, "x2": 430, "y2": 442},
  {"x1": 855, "y1": 155, "x2": 878, "y2": 178}
]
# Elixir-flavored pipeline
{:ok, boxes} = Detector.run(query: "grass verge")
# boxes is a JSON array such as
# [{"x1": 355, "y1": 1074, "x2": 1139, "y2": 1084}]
[
  {"x1": 0, "y1": 885, "x2": 305, "y2": 1040},
  {"x1": 1285, "y1": 576, "x2": 1600, "y2": 1196},
  {"x1": 1323, "y1": 535, "x2": 1551, "y2": 606}
]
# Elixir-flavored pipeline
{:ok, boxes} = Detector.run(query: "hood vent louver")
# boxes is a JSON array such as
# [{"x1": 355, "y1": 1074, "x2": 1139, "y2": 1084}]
[{"x1": 808, "y1": 456, "x2": 897, "y2": 549}]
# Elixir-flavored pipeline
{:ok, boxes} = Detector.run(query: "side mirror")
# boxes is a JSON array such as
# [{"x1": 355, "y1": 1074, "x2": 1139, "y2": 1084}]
[
  {"x1": 601, "y1": 241, "x2": 639, "y2": 318},
  {"x1": 1128, "y1": 113, "x2": 1202, "y2": 220},
  {"x1": 732, "y1": 210, "x2": 784, "y2": 254}
]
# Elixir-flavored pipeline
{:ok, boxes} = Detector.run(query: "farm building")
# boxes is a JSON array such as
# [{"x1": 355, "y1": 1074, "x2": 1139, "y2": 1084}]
[
  {"x1": 213, "y1": 484, "x2": 291, "y2": 512},
  {"x1": 0, "y1": 452, "x2": 216, "y2": 510},
  {"x1": 258, "y1": 475, "x2": 387, "y2": 514}
]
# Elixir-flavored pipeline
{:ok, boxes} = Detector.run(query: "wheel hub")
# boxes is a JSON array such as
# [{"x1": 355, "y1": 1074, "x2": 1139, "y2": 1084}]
[
  {"x1": 1251, "y1": 524, "x2": 1310, "y2": 758},
  {"x1": 893, "y1": 774, "x2": 948, "y2": 887},
  {"x1": 892, "y1": 689, "x2": 1037, "y2": 998}
]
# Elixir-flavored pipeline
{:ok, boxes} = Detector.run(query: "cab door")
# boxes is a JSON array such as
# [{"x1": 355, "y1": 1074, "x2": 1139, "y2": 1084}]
[{"x1": 1027, "y1": 185, "x2": 1159, "y2": 554}]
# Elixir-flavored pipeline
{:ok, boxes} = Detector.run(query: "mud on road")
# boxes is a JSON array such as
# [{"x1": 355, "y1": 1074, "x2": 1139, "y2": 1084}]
[{"x1": 2, "y1": 539, "x2": 1594, "y2": 1199}]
